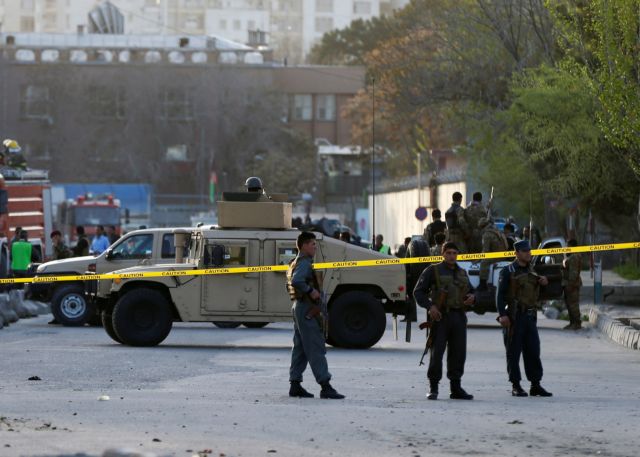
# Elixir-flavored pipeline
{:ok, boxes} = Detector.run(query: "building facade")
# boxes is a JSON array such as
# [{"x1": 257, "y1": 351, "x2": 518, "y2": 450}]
[
  {"x1": 0, "y1": 31, "x2": 363, "y2": 201},
  {"x1": 0, "y1": 0, "x2": 411, "y2": 63}
]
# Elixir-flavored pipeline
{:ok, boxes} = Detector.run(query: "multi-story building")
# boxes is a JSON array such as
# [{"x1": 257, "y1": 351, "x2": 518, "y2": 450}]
[
  {"x1": 0, "y1": 0, "x2": 411, "y2": 62},
  {"x1": 0, "y1": 31, "x2": 363, "y2": 201}
]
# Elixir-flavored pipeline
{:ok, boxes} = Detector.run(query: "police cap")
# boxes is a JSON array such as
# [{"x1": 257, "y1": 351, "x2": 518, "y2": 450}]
[{"x1": 514, "y1": 240, "x2": 531, "y2": 252}]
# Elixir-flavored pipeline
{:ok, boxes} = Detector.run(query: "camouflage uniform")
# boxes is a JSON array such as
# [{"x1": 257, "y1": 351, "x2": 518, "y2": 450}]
[
  {"x1": 430, "y1": 244, "x2": 443, "y2": 256},
  {"x1": 479, "y1": 219, "x2": 509, "y2": 282},
  {"x1": 563, "y1": 253, "x2": 583, "y2": 329},
  {"x1": 52, "y1": 241, "x2": 72, "y2": 260},
  {"x1": 445, "y1": 202, "x2": 468, "y2": 253},
  {"x1": 464, "y1": 202, "x2": 487, "y2": 254}
]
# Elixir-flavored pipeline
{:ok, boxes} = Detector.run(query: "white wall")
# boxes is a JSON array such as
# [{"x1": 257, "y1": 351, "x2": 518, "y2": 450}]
[{"x1": 368, "y1": 180, "x2": 468, "y2": 251}]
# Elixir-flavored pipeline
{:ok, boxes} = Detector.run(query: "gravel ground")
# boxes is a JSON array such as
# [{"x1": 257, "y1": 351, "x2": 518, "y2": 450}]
[{"x1": 1, "y1": 313, "x2": 639, "y2": 457}]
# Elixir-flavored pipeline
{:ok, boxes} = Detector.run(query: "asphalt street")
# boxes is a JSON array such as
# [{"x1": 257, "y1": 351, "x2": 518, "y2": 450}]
[{"x1": 1, "y1": 313, "x2": 639, "y2": 457}]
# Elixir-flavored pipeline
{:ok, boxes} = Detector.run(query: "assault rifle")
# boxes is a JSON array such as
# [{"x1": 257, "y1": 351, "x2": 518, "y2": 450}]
[{"x1": 418, "y1": 286, "x2": 448, "y2": 366}]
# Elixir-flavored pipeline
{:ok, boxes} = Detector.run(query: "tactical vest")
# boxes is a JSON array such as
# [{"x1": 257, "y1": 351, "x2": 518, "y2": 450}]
[
  {"x1": 508, "y1": 264, "x2": 540, "y2": 310},
  {"x1": 430, "y1": 264, "x2": 469, "y2": 311},
  {"x1": 445, "y1": 205, "x2": 461, "y2": 231},
  {"x1": 286, "y1": 257, "x2": 319, "y2": 302},
  {"x1": 486, "y1": 228, "x2": 509, "y2": 251}
]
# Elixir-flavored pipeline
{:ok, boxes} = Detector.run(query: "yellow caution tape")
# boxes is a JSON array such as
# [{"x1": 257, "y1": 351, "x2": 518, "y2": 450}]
[{"x1": 3, "y1": 241, "x2": 639, "y2": 285}]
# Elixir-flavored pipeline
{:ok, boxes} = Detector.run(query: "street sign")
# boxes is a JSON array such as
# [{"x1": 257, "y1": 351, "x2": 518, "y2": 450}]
[{"x1": 415, "y1": 206, "x2": 428, "y2": 221}]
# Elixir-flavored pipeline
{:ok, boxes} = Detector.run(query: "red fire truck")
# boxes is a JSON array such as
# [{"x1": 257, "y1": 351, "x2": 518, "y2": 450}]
[{"x1": 57, "y1": 194, "x2": 121, "y2": 244}]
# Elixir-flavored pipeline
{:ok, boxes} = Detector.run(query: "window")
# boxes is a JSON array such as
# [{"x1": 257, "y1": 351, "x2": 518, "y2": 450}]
[
  {"x1": 203, "y1": 243, "x2": 247, "y2": 267},
  {"x1": 219, "y1": 19, "x2": 227, "y2": 30},
  {"x1": 316, "y1": 94, "x2": 336, "y2": 121},
  {"x1": 315, "y1": 0, "x2": 332, "y2": 13},
  {"x1": 21, "y1": 0, "x2": 34, "y2": 9},
  {"x1": 20, "y1": 16, "x2": 35, "y2": 32},
  {"x1": 315, "y1": 17, "x2": 333, "y2": 33},
  {"x1": 225, "y1": 246, "x2": 247, "y2": 265},
  {"x1": 89, "y1": 86, "x2": 126, "y2": 119},
  {"x1": 248, "y1": 20, "x2": 256, "y2": 30},
  {"x1": 353, "y1": 1, "x2": 371, "y2": 14},
  {"x1": 20, "y1": 85, "x2": 50, "y2": 119},
  {"x1": 278, "y1": 247, "x2": 297, "y2": 265},
  {"x1": 233, "y1": 19, "x2": 241, "y2": 30},
  {"x1": 293, "y1": 94, "x2": 312, "y2": 121},
  {"x1": 110, "y1": 234, "x2": 154, "y2": 260},
  {"x1": 161, "y1": 88, "x2": 193, "y2": 121},
  {"x1": 162, "y1": 234, "x2": 179, "y2": 258}
]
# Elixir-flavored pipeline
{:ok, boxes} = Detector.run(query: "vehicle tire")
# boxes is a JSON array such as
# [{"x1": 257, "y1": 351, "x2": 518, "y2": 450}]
[
  {"x1": 112, "y1": 288, "x2": 173, "y2": 347},
  {"x1": 51, "y1": 284, "x2": 95, "y2": 326},
  {"x1": 242, "y1": 322, "x2": 269, "y2": 328},
  {"x1": 102, "y1": 311, "x2": 123, "y2": 344},
  {"x1": 328, "y1": 291, "x2": 386, "y2": 349},
  {"x1": 212, "y1": 322, "x2": 241, "y2": 328}
]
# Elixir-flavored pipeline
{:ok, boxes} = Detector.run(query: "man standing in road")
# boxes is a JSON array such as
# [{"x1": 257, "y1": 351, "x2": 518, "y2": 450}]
[
  {"x1": 445, "y1": 192, "x2": 469, "y2": 253},
  {"x1": 287, "y1": 231, "x2": 344, "y2": 400},
  {"x1": 497, "y1": 239, "x2": 552, "y2": 398},
  {"x1": 423, "y1": 209, "x2": 447, "y2": 249},
  {"x1": 464, "y1": 192, "x2": 487, "y2": 253},
  {"x1": 90, "y1": 225, "x2": 110, "y2": 255},
  {"x1": 562, "y1": 239, "x2": 583, "y2": 330},
  {"x1": 413, "y1": 242, "x2": 476, "y2": 400}
]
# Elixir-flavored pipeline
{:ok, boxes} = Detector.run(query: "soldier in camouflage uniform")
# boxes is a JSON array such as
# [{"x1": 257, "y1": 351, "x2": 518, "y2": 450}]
[
  {"x1": 445, "y1": 192, "x2": 469, "y2": 254},
  {"x1": 464, "y1": 192, "x2": 487, "y2": 254},
  {"x1": 562, "y1": 239, "x2": 583, "y2": 330},
  {"x1": 478, "y1": 217, "x2": 509, "y2": 290},
  {"x1": 430, "y1": 232, "x2": 446, "y2": 256},
  {"x1": 287, "y1": 231, "x2": 344, "y2": 399},
  {"x1": 50, "y1": 230, "x2": 71, "y2": 260}
]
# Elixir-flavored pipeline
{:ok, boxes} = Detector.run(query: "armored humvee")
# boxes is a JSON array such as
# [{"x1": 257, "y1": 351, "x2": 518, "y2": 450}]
[{"x1": 87, "y1": 193, "x2": 408, "y2": 349}]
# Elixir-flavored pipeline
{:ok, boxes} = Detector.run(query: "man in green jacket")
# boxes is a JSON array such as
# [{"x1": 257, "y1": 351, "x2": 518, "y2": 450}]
[{"x1": 11, "y1": 230, "x2": 32, "y2": 277}]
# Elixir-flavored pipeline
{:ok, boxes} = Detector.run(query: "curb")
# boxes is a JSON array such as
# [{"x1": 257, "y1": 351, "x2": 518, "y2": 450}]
[{"x1": 589, "y1": 308, "x2": 640, "y2": 350}]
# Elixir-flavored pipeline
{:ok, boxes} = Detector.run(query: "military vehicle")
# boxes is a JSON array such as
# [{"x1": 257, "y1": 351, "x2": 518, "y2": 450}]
[
  {"x1": 31, "y1": 227, "x2": 187, "y2": 326},
  {"x1": 87, "y1": 192, "x2": 408, "y2": 349}
]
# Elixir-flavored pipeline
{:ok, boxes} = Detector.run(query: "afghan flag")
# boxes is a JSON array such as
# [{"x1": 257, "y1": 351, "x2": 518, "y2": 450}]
[{"x1": 209, "y1": 171, "x2": 217, "y2": 203}]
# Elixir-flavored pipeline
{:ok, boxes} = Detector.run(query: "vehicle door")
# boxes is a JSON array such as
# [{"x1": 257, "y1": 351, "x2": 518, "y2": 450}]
[
  {"x1": 533, "y1": 239, "x2": 565, "y2": 300},
  {"x1": 98, "y1": 233, "x2": 154, "y2": 274},
  {"x1": 261, "y1": 240, "x2": 298, "y2": 314},
  {"x1": 200, "y1": 239, "x2": 260, "y2": 314}
]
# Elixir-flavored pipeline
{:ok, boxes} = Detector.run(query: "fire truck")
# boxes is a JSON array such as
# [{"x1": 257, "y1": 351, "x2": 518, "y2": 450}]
[
  {"x1": 0, "y1": 168, "x2": 53, "y2": 278},
  {"x1": 57, "y1": 194, "x2": 122, "y2": 244}
]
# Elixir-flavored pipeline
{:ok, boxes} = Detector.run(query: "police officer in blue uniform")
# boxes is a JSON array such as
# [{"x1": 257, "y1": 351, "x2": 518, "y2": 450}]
[
  {"x1": 497, "y1": 239, "x2": 553, "y2": 397},
  {"x1": 287, "y1": 231, "x2": 344, "y2": 399}
]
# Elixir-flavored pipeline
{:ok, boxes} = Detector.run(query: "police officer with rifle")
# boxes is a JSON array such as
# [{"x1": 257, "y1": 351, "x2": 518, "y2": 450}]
[
  {"x1": 286, "y1": 231, "x2": 344, "y2": 400},
  {"x1": 497, "y1": 239, "x2": 553, "y2": 397},
  {"x1": 413, "y1": 241, "x2": 476, "y2": 400}
]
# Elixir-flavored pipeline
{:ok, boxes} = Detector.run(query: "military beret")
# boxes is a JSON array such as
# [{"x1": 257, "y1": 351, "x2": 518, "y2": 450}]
[{"x1": 514, "y1": 239, "x2": 531, "y2": 251}]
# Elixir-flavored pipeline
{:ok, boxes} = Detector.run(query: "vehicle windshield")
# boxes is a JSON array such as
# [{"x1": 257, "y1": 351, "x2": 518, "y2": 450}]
[{"x1": 74, "y1": 207, "x2": 120, "y2": 226}]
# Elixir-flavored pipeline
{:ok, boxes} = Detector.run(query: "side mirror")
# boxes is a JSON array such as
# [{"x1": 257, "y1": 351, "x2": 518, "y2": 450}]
[
  {"x1": 105, "y1": 249, "x2": 114, "y2": 260},
  {"x1": 543, "y1": 256, "x2": 554, "y2": 265}
]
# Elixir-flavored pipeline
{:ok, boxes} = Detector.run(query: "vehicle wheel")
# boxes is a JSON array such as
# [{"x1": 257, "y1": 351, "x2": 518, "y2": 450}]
[
  {"x1": 51, "y1": 284, "x2": 95, "y2": 326},
  {"x1": 242, "y1": 322, "x2": 269, "y2": 328},
  {"x1": 102, "y1": 311, "x2": 123, "y2": 344},
  {"x1": 328, "y1": 291, "x2": 386, "y2": 349},
  {"x1": 112, "y1": 288, "x2": 173, "y2": 347},
  {"x1": 212, "y1": 322, "x2": 241, "y2": 328}
]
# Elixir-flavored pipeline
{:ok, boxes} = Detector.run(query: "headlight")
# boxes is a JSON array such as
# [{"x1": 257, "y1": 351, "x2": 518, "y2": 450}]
[{"x1": 36, "y1": 264, "x2": 46, "y2": 273}]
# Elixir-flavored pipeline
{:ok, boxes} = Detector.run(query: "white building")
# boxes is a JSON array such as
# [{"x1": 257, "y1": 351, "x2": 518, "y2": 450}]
[{"x1": 0, "y1": 0, "x2": 411, "y2": 62}]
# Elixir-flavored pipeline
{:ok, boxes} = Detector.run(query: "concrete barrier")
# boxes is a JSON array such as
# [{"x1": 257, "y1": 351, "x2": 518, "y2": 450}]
[{"x1": 589, "y1": 308, "x2": 640, "y2": 350}]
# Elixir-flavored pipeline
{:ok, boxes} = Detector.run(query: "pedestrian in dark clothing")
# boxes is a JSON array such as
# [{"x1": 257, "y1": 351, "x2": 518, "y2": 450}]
[
  {"x1": 423, "y1": 209, "x2": 447, "y2": 248},
  {"x1": 503, "y1": 223, "x2": 516, "y2": 251},
  {"x1": 72, "y1": 226, "x2": 90, "y2": 257},
  {"x1": 396, "y1": 237, "x2": 411, "y2": 257},
  {"x1": 413, "y1": 242, "x2": 476, "y2": 400},
  {"x1": 106, "y1": 225, "x2": 119, "y2": 245},
  {"x1": 497, "y1": 239, "x2": 552, "y2": 398}
]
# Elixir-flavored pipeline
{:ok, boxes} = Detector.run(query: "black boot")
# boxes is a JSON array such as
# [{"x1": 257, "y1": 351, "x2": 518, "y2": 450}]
[
  {"x1": 426, "y1": 381, "x2": 438, "y2": 400},
  {"x1": 289, "y1": 381, "x2": 314, "y2": 398},
  {"x1": 530, "y1": 383, "x2": 552, "y2": 397},
  {"x1": 512, "y1": 382, "x2": 528, "y2": 397},
  {"x1": 450, "y1": 380, "x2": 473, "y2": 400},
  {"x1": 320, "y1": 382, "x2": 345, "y2": 399}
]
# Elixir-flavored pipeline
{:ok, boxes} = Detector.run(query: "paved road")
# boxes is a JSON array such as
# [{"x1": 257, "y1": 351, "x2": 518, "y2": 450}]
[{"x1": 1, "y1": 314, "x2": 639, "y2": 457}]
